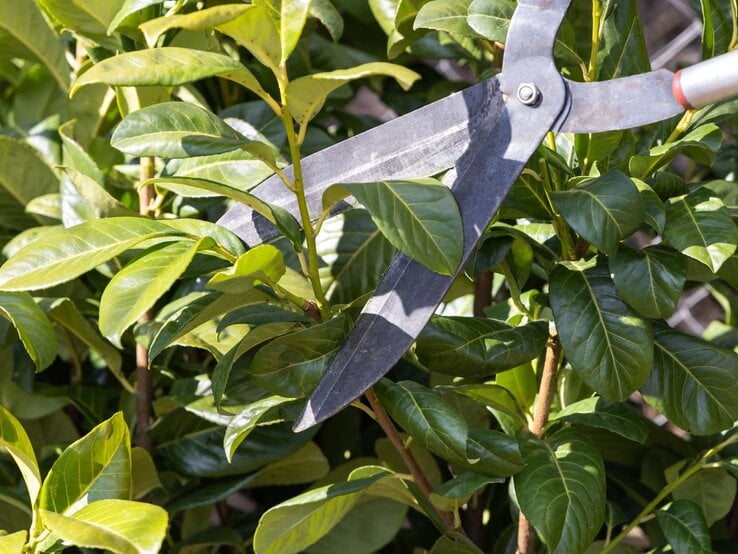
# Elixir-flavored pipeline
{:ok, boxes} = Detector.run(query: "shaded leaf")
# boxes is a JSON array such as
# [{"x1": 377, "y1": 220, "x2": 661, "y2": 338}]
[
  {"x1": 551, "y1": 397, "x2": 649, "y2": 443},
  {"x1": 465, "y1": 428, "x2": 523, "y2": 477},
  {"x1": 672, "y1": 469, "x2": 737, "y2": 526},
  {"x1": 596, "y1": 0, "x2": 650, "y2": 79},
  {"x1": 514, "y1": 428, "x2": 606, "y2": 554},
  {"x1": 0, "y1": 404, "x2": 41, "y2": 505},
  {"x1": 310, "y1": 0, "x2": 344, "y2": 41},
  {"x1": 325, "y1": 179, "x2": 462, "y2": 275},
  {"x1": 641, "y1": 325, "x2": 738, "y2": 435},
  {"x1": 656, "y1": 500, "x2": 712, "y2": 554},
  {"x1": 0, "y1": 291, "x2": 57, "y2": 371},
  {"x1": 130, "y1": 447, "x2": 161, "y2": 500},
  {"x1": 700, "y1": 0, "x2": 733, "y2": 58},
  {"x1": 429, "y1": 533, "x2": 484, "y2": 554},
  {"x1": 446, "y1": 383, "x2": 527, "y2": 433},
  {"x1": 549, "y1": 262, "x2": 653, "y2": 401},
  {"x1": 431, "y1": 472, "x2": 501, "y2": 512}
]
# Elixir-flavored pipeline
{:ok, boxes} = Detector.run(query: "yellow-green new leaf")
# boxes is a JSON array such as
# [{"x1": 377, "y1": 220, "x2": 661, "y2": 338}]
[
  {"x1": 254, "y1": 0, "x2": 312, "y2": 63},
  {"x1": 39, "y1": 412, "x2": 131, "y2": 515},
  {"x1": 139, "y1": 4, "x2": 250, "y2": 47},
  {"x1": 40, "y1": 499, "x2": 168, "y2": 554},
  {"x1": 0, "y1": 217, "x2": 183, "y2": 291},
  {"x1": 0, "y1": 531, "x2": 27, "y2": 553},
  {"x1": 207, "y1": 244, "x2": 286, "y2": 294},
  {"x1": 216, "y1": 6, "x2": 281, "y2": 73},
  {"x1": 0, "y1": 0, "x2": 70, "y2": 90},
  {"x1": 0, "y1": 291, "x2": 57, "y2": 372},
  {"x1": 37, "y1": 0, "x2": 124, "y2": 50},
  {"x1": 286, "y1": 63, "x2": 420, "y2": 127},
  {"x1": 0, "y1": 404, "x2": 41, "y2": 506}
]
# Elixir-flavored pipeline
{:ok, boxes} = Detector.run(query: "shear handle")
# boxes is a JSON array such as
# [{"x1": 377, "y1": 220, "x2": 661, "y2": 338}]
[{"x1": 673, "y1": 50, "x2": 738, "y2": 110}]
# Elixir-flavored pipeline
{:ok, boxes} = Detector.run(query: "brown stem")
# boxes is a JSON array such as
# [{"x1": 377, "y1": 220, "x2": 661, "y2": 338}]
[
  {"x1": 517, "y1": 331, "x2": 562, "y2": 554},
  {"x1": 365, "y1": 387, "x2": 456, "y2": 532},
  {"x1": 473, "y1": 272, "x2": 493, "y2": 317},
  {"x1": 135, "y1": 157, "x2": 156, "y2": 453}
]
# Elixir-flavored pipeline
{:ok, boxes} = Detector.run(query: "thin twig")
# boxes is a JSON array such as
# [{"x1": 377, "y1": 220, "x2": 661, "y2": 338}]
[{"x1": 365, "y1": 387, "x2": 456, "y2": 532}]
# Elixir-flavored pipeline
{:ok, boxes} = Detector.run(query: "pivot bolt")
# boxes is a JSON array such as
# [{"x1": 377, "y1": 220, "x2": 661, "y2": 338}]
[{"x1": 517, "y1": 82, "x2": 540, "y2": 105}]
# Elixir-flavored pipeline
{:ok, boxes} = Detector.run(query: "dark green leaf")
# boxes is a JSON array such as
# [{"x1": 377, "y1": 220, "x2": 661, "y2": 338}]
[
  {"x1": 596, "y1": 0, "x2": 650, "y2": 79},
  {"x1": 656, "y1": 500, "x2": 712, "y2": 554},
  {"x1": 551, "y1": 397, "x2": 649, "y2": 443},
  {"x1": 465, "y1": 428, "x2": 523, "y2": 477},
  {"x1": 672, "y1": 469, "x2": 737, "y2": 526},
  {"x1": 431, "y1": 472, "x2": 501, "y2": 512},
  {"x1": 551, "y1": 171, "x2": 644, "y2": 256},
  {"x1": 633, "y1": 179, "x2": 666, "y2": 233},
  {"x1": 550, "y1": 262, "x2": 653, "y2": 401},
  {"x1": 609, "y1": 245, "x2": 687, "y2": 319},
  {"x1": 416, "y1": 316, "x2": 548, "y2": 378},
  {"x1": 663, "y1": 187, "x2": 737, "y2": 272},
  {"x1": 641, "y1": 325, "x2": 738, "y2": 435},
  {"x1": 429, "y1": 534, "x2": 484, "y2": 554},
  {"x1": 514, "y1": 428, "x2": 606, "y2": 554},
  {"x1": 700, "y1": 0, "x2": 733, "y2": 58},
  {"x1": 446, "y1": 383, "x2": 527, "y2": 433}
]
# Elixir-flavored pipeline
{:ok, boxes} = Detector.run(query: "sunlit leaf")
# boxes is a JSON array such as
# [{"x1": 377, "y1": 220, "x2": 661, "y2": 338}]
[
  {"x1": 0, "y1": 291, "x2": 57, "y2": 371},
  {"x1": 0, "y1": 404, "x2": 41, "y2": 505}
]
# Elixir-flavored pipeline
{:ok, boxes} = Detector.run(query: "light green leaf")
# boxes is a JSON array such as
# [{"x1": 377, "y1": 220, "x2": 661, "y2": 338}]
[
  {"x1": 552, "y1": 171, "x2": 644, "y2": 256},
  {"x1": 108, "y1": 0, "x2": 165, "y2": 33},
  {"x1": 37, "y1": 0, "x2": 124, "y2": 50},
  {"x1": 254, "y1": 0, "x2": 312, "y2": 63},
  {"x1": 216, "y1": 6, "x2": 281, "y2": 72},
  {"x1": 609, "y1": 245, "x2": 687, "y2": 319},
  {"x1": 325, "y1": 179, "x2": 461, "y2": 275},
  {"x1": 207, "y1": 244, "x2": 286, "y2": 294},
  {"x1": 0, "y1": 291, "x2": 57, "y2": 371},
  {"x1": 514, "y1": 428, "x2": 606, "y2": 554},
  {"x1": 224, "y1": 396, "x2": 294, "y2": 462},
  {"x1": 71, "y1": 47, "x2": 272, "y2": 105},
  {"x1": 139, "y1": 4, "x2": 250, "y2": 47},
  {"x1": 253, "y1": 467, "x2": 391, "y2": 554},
  {"x1": 130, "y1": 447, "x2": 161, "y2": 500},
  {"x1": 46, "y1": 298, "x2": 124, "y2": 385},
  {"x1": 549, "y1": 262, "x2": 653, "y2": 401},
  {"x1": 0, "y1": 217, "x2": 183, "y2": 291},
  {"x1": 465, "y1": 428, "x2": 523, "y2": 477},
  {"x1": 415, "y1": 0, "x2": 481, "y2": 38},
  {"x1": 672, "y1": 469, "x2": 737, "y2": 526},
  {"x1": 100, "y1": 239, "x2": 204, "y2": 347},
  {"x1": 663, "y1": 188, "x2": 737, "y2": 272},
  {"x1": 40, "y1": 499, "x2": 168, "y2": 554},
  {"x1": 467, "y1": 0, "x2": 515, "y2": 42},
  {"x1": 416, "y1": 317, "x2": 548, "y2": 378},
  {"x1": 0, "y1": 0, "x2": 70, "y2": 90},
  {"x1": 656, "y1": 500, "x2": 712, "y2": 554},
  {"x1": 641, "y1": 325, "x2": 738, "y2": 435},
  {"x1": 0, "y1": 531, "x2": 27, "y2": 553},
  {"x1": 250, "y1": 316, "x2": 349, "y2": 397},
  {"x1": 286, "y1": 63, "x2": 420, "y2": 127},
  {"x1": 0, "y1": 404, "x2": 41, "y2": 506},
  {"x1": 39, "y1": 412, "x2": 131, "y2": 515},
  {"x1": 0, "y1": 136, "x2": 59, "y2": 230},
  {"x1": 169, "y1": 149, "x2": 275, "y2": 190},
  {"x1": 374, "y1": 379, "x2": 469, "y2": 468},
  {"x1": 551, "y1": 397, "x2": 649, "y2": 443},
  {"x1": 60, "y1": 168, "x2": 135, "y2": 221}
]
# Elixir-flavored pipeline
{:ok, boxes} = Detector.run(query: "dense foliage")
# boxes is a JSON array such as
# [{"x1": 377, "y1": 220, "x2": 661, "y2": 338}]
[{"x1": 0, "y1": 0, "x2": 736, "y2": 552}]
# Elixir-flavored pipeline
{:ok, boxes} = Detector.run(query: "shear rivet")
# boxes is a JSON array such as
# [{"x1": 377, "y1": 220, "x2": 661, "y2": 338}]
[{"x1": 517, "y1": 82, "x2": 540, "y2": 105}]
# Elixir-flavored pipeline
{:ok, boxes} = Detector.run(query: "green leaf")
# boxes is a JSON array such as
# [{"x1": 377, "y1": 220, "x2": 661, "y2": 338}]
[
  {"x1": 596, "y1": 0, "x2": 650, "y2": 79},
  {"x1": 246, "y1": 441, "x2": 329, "y2": 488},
  {"x1": 672, "y1": 469, "x2": 737, "y2": 526},
  {"x1": 254, "y1": 0, "x2": 312, "y2": 63},
  {"x1": 630, "y1": 125, "x2": 723, "y2": 178},
  {"x1": 71, "y1": 47, "x2": 272, "y2": 105},
  {"x1": 415, "y1": 0, "x2": 481, "y2": 38},
  {"x1": 317, "y1": 210, "x2": 395, "y2": 304},
  {"x1": 466, "y1": 0, "x2": 514, "y2": 42},
  {"x1": 0, "y1": 404, "x2": 41, "y2": 506},
  {"x1": 656, "y1": 500, "x2": 712, "y2": 554},
  {"x1": 609, "y1": 245, "x2": 687, "y2": 319},
  {"x1": 0, "y1": 0, "x2": 69, "y2": 90},
  {"x1": 551, "y1": 171, "x2": 644, "y2": 256},
  {"x1": 465, "y1": 428, "x2": 523, "y2": 477},
  {"x1": 663, "y1": 188, "x2": 737, "y2": 272},
  {"x1": 429, "y1": 533, "x2": 484, "y2": 554},
  {"x1": 549, "y1": 262, "x2": 653, "y2": 401},
  {"x1": 37, "y1": 0, "x2": 123, "y2": 50},
  {"x1": 641, "y1": 325, "x2": 738, "y2": 435},
  {"x1": 0, "y1": 217, "x2": 182, "y2": 291},
  {"x1": 0, "y1": 531, "x2": 27, "y2": 553},
  {"x1": 216, "y1": 6, "x2": 281, "y2": 72},
  {"x1": 0, "y1": 291, "x2": 57, "y2": 372},
  {"x1": 431, "y1": 472, "x2": 501, "y2": 512},
  {"x1": 207, "y1": 244, "x2": 286, "y2": 293},
  {"x1": 0, "y1": 136, "x2": 59, "y2": 230},
  {"x1": 60, "y1": 168, "x2": 135, "y2": 222},
  {"x1": 130, "y1": 447, "x2": 161, "y2": 500},
  {"x1": 325, "y1": 179, "x2": 461, "y2": 275},
  {"x1": 169, "y1": 149, "x2": 275, "y2": 191},
  {"x1": 633, "y1": 179, "x2": 666, "y2": 233},
  {"x1": 39, "y1": 412, "x2": 131, "y2": 514},
  {"x1": 416, "y1": 317, "x2": 548, "y2": 378},
  {"x1": 46, "y1": 298, "x2": 124, "y2": 386},
  {"x1": 551, "y1": 397, "x2": 649, "y2": 443},
  {"x1": 100, "y1": 239, "x2": 205, "y2": 347},
  {"x1": 310, "y1": 0, "x2": 344, "y2": 41},
  {"x1": 108, "y1": 0, "x2": 165, "y2": 33},
  {"x1": 113, "y1": 102, "x2": 263, "y2": 160},
  {"x1": 250, "y1": 316, "x2": 349, "y2": 397},
  {"x1": 224, "y1": 396, "x2": 294, "y2": 462},
  {"x1": 138, "y1": 4, "x2": 250, "y2": 47},
  {"x1": 374, "y1": 379, "x2": 469, "y2": 467},
  {"x1": 253, "y1": 467, "x2": 391, "y2": 554},
  {"x1": 286, "y1": 63, "x2": 420, "y2": 127},
  {"x1": 40, "y1": 499, "x2": 168, "y2": 554},
  {"x1": 514, "y1": 428, "x2": 606, "y2": 554},
  {"x1": 700, "y1": 0, "x2": 733, "y2": 58},
  {"x1": 447, "y1": 383, "x2": 527, "y2": 433}
]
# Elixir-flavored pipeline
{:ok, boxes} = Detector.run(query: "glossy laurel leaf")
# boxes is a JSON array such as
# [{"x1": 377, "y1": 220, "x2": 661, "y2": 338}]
[
  {"x1": 551, "y1": 396, "x2": 649, "y2": 443},
  {"x1": 0, "y1": 291, "x2": 57, "y2": 372},
  {"x1": 0, "y1": 404, "x2": 41, "y2": 506},
  {"x1": 656, "y1": 500, "x2": 713, "y2": 554}
]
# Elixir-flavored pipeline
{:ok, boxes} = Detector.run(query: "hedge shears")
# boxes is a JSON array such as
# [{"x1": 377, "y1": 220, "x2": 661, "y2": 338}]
[{"x1": 218, "y1": 0, "x2": 738, "y2": 431}]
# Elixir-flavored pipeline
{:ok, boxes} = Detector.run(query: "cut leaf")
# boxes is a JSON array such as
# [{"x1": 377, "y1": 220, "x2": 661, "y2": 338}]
[
  {"x1": 641, "y1": 325, "x2": 738, "y2": 435},
  {"x1": 551, "y1": 397, "x2": 649, "y2": 444},
  {"x1": 40, "y1": 499, "x2": 168, "y2": 554},
  {"x1": 286, "y1": 63, "x2": 419, "y2": 127},
  {"x1": 0, "y1": 291, "x2": 57, "y2": 372},
  {"x1": 549, "y1": 262, "x2": 653, "y2": 401},
  {"x1": 609, "y1": 245, "x2": 687, "y2": 319},
  {"x1": 416, "y1": 317, "x2": 548, "y2": 378},
  {"x1": 514, "y1": 428, "x2": 606, "y2": 554},
  {"x1": 324, "y1": 179, "x2": 462, "y2": 275},
  {"x1": 0, "y1": 404, "x2": 41, "y2": 505},
  {"x1": 551, "y1": 171, "x2": 644, "y2": 256},
  {"x1": 663, "y1": 187, "x2": 737, "y2": 272},
  {"x1": 656, "y1": 500, "x2": 712, "y2": 554},
  {"x1": 0, "y1": 217, "x2": 183, "y2": 291}
]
